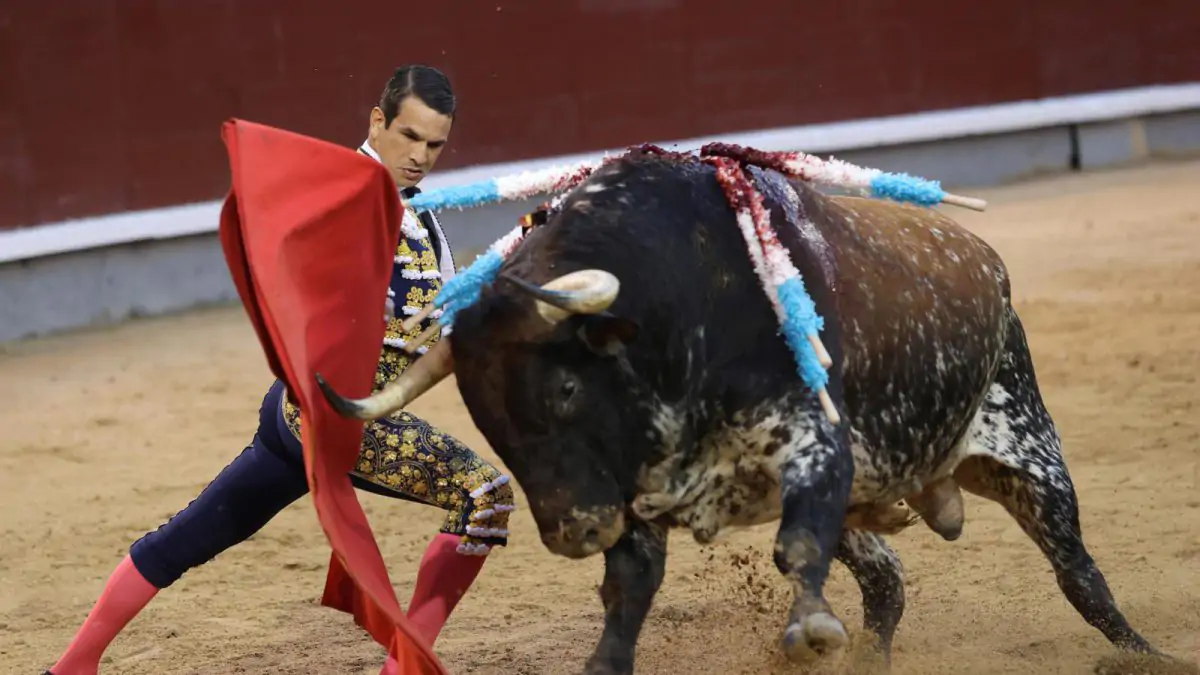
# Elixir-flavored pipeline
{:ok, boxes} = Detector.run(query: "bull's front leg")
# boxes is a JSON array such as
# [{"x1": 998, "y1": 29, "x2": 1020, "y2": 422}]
[
  {"x1": 583, "y1": 517, "x2": 669, "y2": 675},
  {"x1": 774, "y1": 409, "x2": 854, "y2": 664}
]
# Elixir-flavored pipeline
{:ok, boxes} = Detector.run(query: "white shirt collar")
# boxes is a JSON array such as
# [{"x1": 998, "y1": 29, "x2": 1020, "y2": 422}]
[{"x1": 358, "y1": 138, "x2": 383, "y2": 163}]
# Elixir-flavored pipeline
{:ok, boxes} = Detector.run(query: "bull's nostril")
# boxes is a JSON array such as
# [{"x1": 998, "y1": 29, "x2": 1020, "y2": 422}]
[{"x1": 583, "y1": 527, "x2": 601, "y2": 544}]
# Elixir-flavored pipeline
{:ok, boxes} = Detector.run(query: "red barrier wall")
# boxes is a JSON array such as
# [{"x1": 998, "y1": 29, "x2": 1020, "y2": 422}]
[{"x1": 2, "y1": 0, "x2": 1198, "y2": 231}]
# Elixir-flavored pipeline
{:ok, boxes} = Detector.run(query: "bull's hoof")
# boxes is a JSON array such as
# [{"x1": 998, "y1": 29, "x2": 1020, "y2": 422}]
[{"x1": 782, "y1": 611, "x2": 848, "y2": 663}]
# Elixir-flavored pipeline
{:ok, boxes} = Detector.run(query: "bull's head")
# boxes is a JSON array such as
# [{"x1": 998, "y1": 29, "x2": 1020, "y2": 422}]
[{"x1": 317, "y1": 267, "x2": 647, "y2": 560}]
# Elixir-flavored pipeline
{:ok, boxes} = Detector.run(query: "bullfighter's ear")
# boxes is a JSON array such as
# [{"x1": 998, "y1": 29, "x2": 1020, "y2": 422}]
[{"x1": 577, "y1": 314, "x2": 639, "y2": 357}]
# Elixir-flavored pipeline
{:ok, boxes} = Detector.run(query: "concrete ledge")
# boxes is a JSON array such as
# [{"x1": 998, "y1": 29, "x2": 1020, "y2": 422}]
[
  {"x1": 1144, "y1": 108, "x2": 1200, "y2": 156},
  {"x1": 3, "y1": 104, "x2": 1199, "y2": 344},
  {"x1": 833, "y1": 126, "x2": 1074, "y2": 188},
  {"x1": 0, "y1": 234, "x2": 238, "y2": 343},
  {"x1": 1077, "y1": 119, "x2": 1147, "y2": 170}
]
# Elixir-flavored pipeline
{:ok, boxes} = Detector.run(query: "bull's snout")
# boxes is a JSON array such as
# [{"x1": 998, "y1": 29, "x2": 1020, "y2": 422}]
[{"x1": 539, "y1": 506, "x2": 626, "y2": 559}]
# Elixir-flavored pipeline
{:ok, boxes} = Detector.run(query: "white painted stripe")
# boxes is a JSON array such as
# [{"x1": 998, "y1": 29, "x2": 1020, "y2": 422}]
[
  {"x1": 3, "y1": 82, "x2": 1198, "y2": 264},
  {"x1": 0, "y1": 200, "x2": 226, "y2": 264}
]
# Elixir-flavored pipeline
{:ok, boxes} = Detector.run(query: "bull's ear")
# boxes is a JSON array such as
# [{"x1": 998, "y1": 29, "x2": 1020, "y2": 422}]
[{"x1": 577, "y1": 314, "x2": 639, "y2": 357}]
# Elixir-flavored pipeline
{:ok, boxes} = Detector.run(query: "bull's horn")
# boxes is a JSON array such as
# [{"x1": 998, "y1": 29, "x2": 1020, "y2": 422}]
[
  {"x1": 316, "y1": 337, "x2": 453, "y2": 420},
  {"x1": 500, "y1": 269, "x2": 620, "y2": 324}
]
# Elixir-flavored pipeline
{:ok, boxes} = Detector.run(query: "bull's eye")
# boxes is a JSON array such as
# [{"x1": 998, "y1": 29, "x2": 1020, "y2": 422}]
[
  {"x1": 561, "y1": 379, "x2": 577, "y2": 399},
  {"x1": 550, "y1": 371, "x2": 582, "y2": 418}
]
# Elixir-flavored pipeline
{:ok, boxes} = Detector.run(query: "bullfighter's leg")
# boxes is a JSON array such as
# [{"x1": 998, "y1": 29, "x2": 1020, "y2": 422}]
[
  {"x1": 46, "y1": 380, "x2": 514, "y2": 675},
  {"x1": 773, "y1": 406, "x2": 856, "y2": 663},
  {"x1": 955, "y1": 308, "x2": 1156, "y2": 655},
  {"x1": 582, "y1": 518, "x2": 669, "y2": 675},
  {"x1": 46, "y1": 380, "x2": 313, "y2": 675},
  {"x1": 835, "y1": 530, "x2": 905, "y2": 662},
  {"x1": 282, "y1": 398, "x2": 515, "y2": 646}
]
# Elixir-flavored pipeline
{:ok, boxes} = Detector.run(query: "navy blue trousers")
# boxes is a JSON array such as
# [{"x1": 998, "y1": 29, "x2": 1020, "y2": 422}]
[
  {"x1": 129, "y1": 380, "x2": 432, "y2": 589},
  {"x1": 129, "y1": 380, "x2": 311, "y2": 588}
]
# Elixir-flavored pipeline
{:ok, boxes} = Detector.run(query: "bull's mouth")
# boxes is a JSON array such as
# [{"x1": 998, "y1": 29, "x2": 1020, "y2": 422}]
[{"x1": 538, "y1": 505, "x2": 626, "y2": 559}]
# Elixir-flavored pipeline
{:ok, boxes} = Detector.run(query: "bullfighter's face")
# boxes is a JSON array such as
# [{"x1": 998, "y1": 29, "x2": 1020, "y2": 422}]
[
  {"x1": 368, "y1": 95, "x2": 452, "y2": 188},
  {"x1": 451, "y1": 293, "x2": 648, "y2": 560}
]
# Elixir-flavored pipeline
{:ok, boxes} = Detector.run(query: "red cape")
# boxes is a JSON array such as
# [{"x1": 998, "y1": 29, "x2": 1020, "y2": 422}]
[{"x1": 217, "y1": 118, "x2": 448, "y2": 674}]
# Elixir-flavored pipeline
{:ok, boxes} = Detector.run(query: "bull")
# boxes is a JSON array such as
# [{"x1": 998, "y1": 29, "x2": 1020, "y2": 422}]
[{"x1": 317, "y1": 146, "x2": 1164, "y2": 673}]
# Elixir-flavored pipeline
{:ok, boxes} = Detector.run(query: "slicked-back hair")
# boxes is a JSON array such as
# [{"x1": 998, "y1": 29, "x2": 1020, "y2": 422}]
[{"x1": 379, "y1": 65, "x2": 455, "y2": 126}]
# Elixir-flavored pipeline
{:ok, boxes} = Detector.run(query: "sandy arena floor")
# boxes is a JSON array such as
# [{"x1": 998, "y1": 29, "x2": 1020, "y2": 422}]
[{"x1": 1, "y1": 159, "x2": 1198, "y2": 675}]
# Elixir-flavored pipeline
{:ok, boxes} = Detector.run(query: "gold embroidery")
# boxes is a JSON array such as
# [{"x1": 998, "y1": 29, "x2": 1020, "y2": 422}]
[
  {"x1": 411, "y1": 247, "x2": 438, "y2": 272},
  {"x1": 375, "y1": 344, "x2": 415, "y2": 389},
  {"x1": 395, "y1": 238, "x2": 416, "y2": 262},
  {"x1": 282, "y1": 402, "x2": 513, "y2": 549},
  {"x1": 402, "y1": 285, "x2": 440, "y2": 314}
]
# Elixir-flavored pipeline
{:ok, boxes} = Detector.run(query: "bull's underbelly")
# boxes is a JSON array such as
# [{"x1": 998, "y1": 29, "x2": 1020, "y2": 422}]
[
  {"x1": 636, "y1": 442, "x2": 979, "y2": 544},
  {"x1": 846, "y1": 426, "x2": 970, "y2": 504},
  {"x1": 633, "y1": 404, "x2": 985, "y2": 544}
]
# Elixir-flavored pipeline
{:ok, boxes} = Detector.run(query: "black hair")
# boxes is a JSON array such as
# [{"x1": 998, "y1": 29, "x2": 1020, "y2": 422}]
[{"x1": 379, "y1": 65, "x2": 456, "y2": 126}]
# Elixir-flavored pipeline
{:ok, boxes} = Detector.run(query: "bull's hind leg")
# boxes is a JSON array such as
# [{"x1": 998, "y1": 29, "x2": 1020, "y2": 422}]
[
  {"x1": 583, "y1": 518, "x2": 668, "y2": 675},
  {"x1": 836, "y1": 530, "x2": 905, "y2": 662},
  {"x1": 774, "y1": 409, "x2": 856, "y2": 663},
  {"x1": 955, "y1": 309, "x2": 1156, "y2": 654}
]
